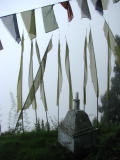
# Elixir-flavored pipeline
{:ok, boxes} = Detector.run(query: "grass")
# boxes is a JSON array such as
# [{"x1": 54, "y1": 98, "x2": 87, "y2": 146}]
[
  {"x1": 0, "y1": 125, "x2": 120, "y2": 160},
  {"x1": 0, "y1": 130, "x2": 72, "y2": 160}
]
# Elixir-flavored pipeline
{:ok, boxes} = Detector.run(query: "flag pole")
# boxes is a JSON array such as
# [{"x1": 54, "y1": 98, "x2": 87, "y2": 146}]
[{"x1": 97, "y1": 96, "x2": 98, "y2": 127}]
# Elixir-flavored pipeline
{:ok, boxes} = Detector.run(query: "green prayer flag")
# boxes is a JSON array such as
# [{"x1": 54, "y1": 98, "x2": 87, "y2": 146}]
[
  {"x1": 101, "y1": 0, "x2": 110, "y2": 10},
  {"x1": 42, "y1": 5, "x2": 58, "y2": 33}
]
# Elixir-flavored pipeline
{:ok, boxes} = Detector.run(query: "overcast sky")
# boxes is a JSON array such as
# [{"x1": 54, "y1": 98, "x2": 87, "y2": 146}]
[{"x1": 0, "y1": 0, "x2": 120, "y2": 132}]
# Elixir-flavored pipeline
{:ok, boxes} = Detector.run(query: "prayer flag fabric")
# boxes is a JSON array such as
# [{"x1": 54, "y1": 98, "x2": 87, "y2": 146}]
[
  {"x1": 76, "y1": 0, "x2": 91, "y2": 19},
  {"x1": 17, "y1": 33, "x2": 24, "y2": 112},
  {"x1": 0, "y1": 40, "x2": 3, "y2": 50},
  {"x1": 83, "y1": 34, "x2": 88, "y2": 106},
  {"x1": 35, "y1": 40, "x2": 51, "y2": 111},
  {"x1": 91, "y1": 0, "x2": 103, "y2": 15},
  {"x1": 103, "y1": 21, "x2": 120, "y2": 68},
  {"x1": 56, "y1": 39, "x2": 63, "y2": 106},
  {"x1": 29, "y1": 41, "x2": 37, "y2": 110},
  {"x1": 65, "y1": 40, "x2": 73, "y2": 109},
  {"x1": 21, "y1": 10, "x2": 36, "y2": 40},
  {"x1": 113, "y1": 0, "x2": 120, "y2": 3},
  {"x1": 42, "y1": 5, "x2": 58, "y2": 33},
  {"x1": 101, "y1": 0, "x2": 110, "y2": 10},
  {"x1": 88, "y1": 29, "x2": 99, "y2": 97},
  {"x1": 1, "y1": 14, "x2": 21, "y2": 43},
  {"x1": 60, "y1": 1, "x2": 74, "y2": 22}
]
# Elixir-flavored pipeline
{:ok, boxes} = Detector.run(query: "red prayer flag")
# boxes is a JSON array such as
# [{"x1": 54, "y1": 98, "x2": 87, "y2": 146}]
[{"x1": 60, "y1": 1, "x2": 74, "y2": 22}]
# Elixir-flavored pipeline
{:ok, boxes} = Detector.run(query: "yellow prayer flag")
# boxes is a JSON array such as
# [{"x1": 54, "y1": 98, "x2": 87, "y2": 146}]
[{"x1": 21, "y1": 10, "x2": 36, "y2": 40}]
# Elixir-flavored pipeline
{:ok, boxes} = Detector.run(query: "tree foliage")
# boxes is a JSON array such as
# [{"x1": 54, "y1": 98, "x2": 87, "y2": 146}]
[{"x1": 99, "y1": 35, "x2": 120, "y2": 124}]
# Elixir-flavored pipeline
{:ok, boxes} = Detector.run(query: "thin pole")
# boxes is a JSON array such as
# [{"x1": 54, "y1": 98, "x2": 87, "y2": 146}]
[
  {"x1": 35, "y1": 107, "x2": 38, "y2": 126},
  {"x1": 22, "y1": 110, "x2": 24, "y2": 135},
  {"x1": 97, "y1": 97, "x2": 98, "y2": 127},
  {"x1": 45, "y1": 111, "x2": 49, "y2": 131},
  {"x1": 108, "y1": 92, "x2": 110, "y2": 126},
  {"x1": 58, "y1": 102, "x2": 59, "y2": 125}
]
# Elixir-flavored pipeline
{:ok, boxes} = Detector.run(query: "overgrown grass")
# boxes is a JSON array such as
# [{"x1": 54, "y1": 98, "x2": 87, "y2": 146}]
[
  {"x1": 0, "y1": 125, "x2": 120, "y2": 160},
  {"x1": 0, "y1": 130, "x2": 72, "y2": 160}
]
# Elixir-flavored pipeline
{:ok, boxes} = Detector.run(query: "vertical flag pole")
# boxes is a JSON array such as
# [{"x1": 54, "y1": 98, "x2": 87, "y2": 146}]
[{"x1": 97, "y1": 96, "x2": 98, "y2": 127}]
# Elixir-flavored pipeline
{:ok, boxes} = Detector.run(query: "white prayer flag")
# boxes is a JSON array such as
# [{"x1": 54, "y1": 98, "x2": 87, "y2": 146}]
[
  {"x1": 17, "y1": 33, "x2": 24, "y2": 112},
  {"x1": 65, "y1": 40, "x2": 73, "y2": 109},
  {"x1": 88, "y1": 29, "x2": 99, "y2": 97},
  {"x1": 56, "y1": 39, "x2": 63, "y2": 106}
]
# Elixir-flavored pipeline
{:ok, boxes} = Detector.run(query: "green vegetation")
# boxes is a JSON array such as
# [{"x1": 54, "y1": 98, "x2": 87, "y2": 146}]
[{"x1": 0, "y1": 125, "x2": 120, "y2": 160}]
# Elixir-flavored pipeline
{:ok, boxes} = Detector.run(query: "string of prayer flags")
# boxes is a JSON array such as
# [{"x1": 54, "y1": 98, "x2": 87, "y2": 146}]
[
  {"x1": 0, "y1": 40, "x2": 3, "y2": 50},
  {"x1": 83, "y1": 34, "x2": 88, "y2": 108},
  {"x1": 29, "y1": 41, "x2": 37, "y2": 110},
  {"x1": 56, "y1": 39, "x2": 63, "y2": 106},
  {"x1": 103, "y1": 21, "x2": 120, "y2": 68},
  {"x1": 113, "y1": 0, "x2": 120, "y2": 3},
  {"x1": 60, "y1": 1, "x2": 74, "y2": 22},
  {"x1": 21, "y1": 9, "x2": 36, "y2": 40},
  {"x1": 91, "y1": 0, "x2": 103, "y2": 15},
  {"x1": 42, "y1": 5, "x2": 58, "y2": 33},
  {"x1": 65, "y1": 39, "x2": 73, "y2": 109},
  {"x1": 88, "y1": 29, "x2": 99, "y2": 98},
  {"x1": 1, "y1": 14, "x2": 21, "y2": 43},
  {"x1": 76, "y1": 0, "x2": 91, "y2": 19},
  {"x1": 17, "y1": 33, "x2": 24, "y2": 112},
  {"x1": 101, "y1": 0, "x2": 110, "y2": 10}
]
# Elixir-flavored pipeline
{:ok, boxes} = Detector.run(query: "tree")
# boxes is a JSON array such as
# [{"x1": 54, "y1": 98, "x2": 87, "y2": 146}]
[{"x1": 99, "y1": 35, "x2": 120, "y2": 124}]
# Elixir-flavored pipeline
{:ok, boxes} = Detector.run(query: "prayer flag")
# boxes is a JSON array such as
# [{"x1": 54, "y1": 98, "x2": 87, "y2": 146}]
[
  {"x1": 1, "y1": 14, "x2": 21, "y2": 43},
  {"x1": 91, "y1": 0, "x2": 103, "y2": 15},
  {"x1": 42, "y1": 5, "x2": 58, "y2": 33},
  {"x1": 17, "y1": 33, "x2": 24, "y2": 112},
  {"x1": 29, "y1": 41, "x2": 37, "y2": 110},
  {"x1": 113, "y1": 0, "x2": 120, "y2": 3},
  {"x1": 21, "y1": 10, "x2": 36, "y2": 40},
  {"x1": 60, "y1": 1, "x2": 74, "y2": 22},
  {"x1": 76, "y1": 0, "x2": 91, "y2": 19},
  {"x1": 0, "y1": 40, "x2": 3, "y2": 50},
  {"x1": 83, "y1": 34, "x2": 88, "y2": 106},
  {"x1": 15, "y1": 37, "x2": 52, "y2": 128},
  {"x1": 101, "y1": 0, "x2": 110, "y2": 10},
  {"x1": 88, "y1": 29, "x2": 99, "y2": 97},
  {"x1": 96, "y1": 0, "x2": 103, "y2": 15},
  {"x1": 103, "y1": 21, "x2": 120, "y2": 68},
  {"x1": 65, "y1": 40, "x2": 73, "y2": 109},
  {"x1": 56, "y1": 39, "x2": 63, "y2": 106},
  {"x1": 35, "y1": 39, "x2": 52, "y2": 111}
]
